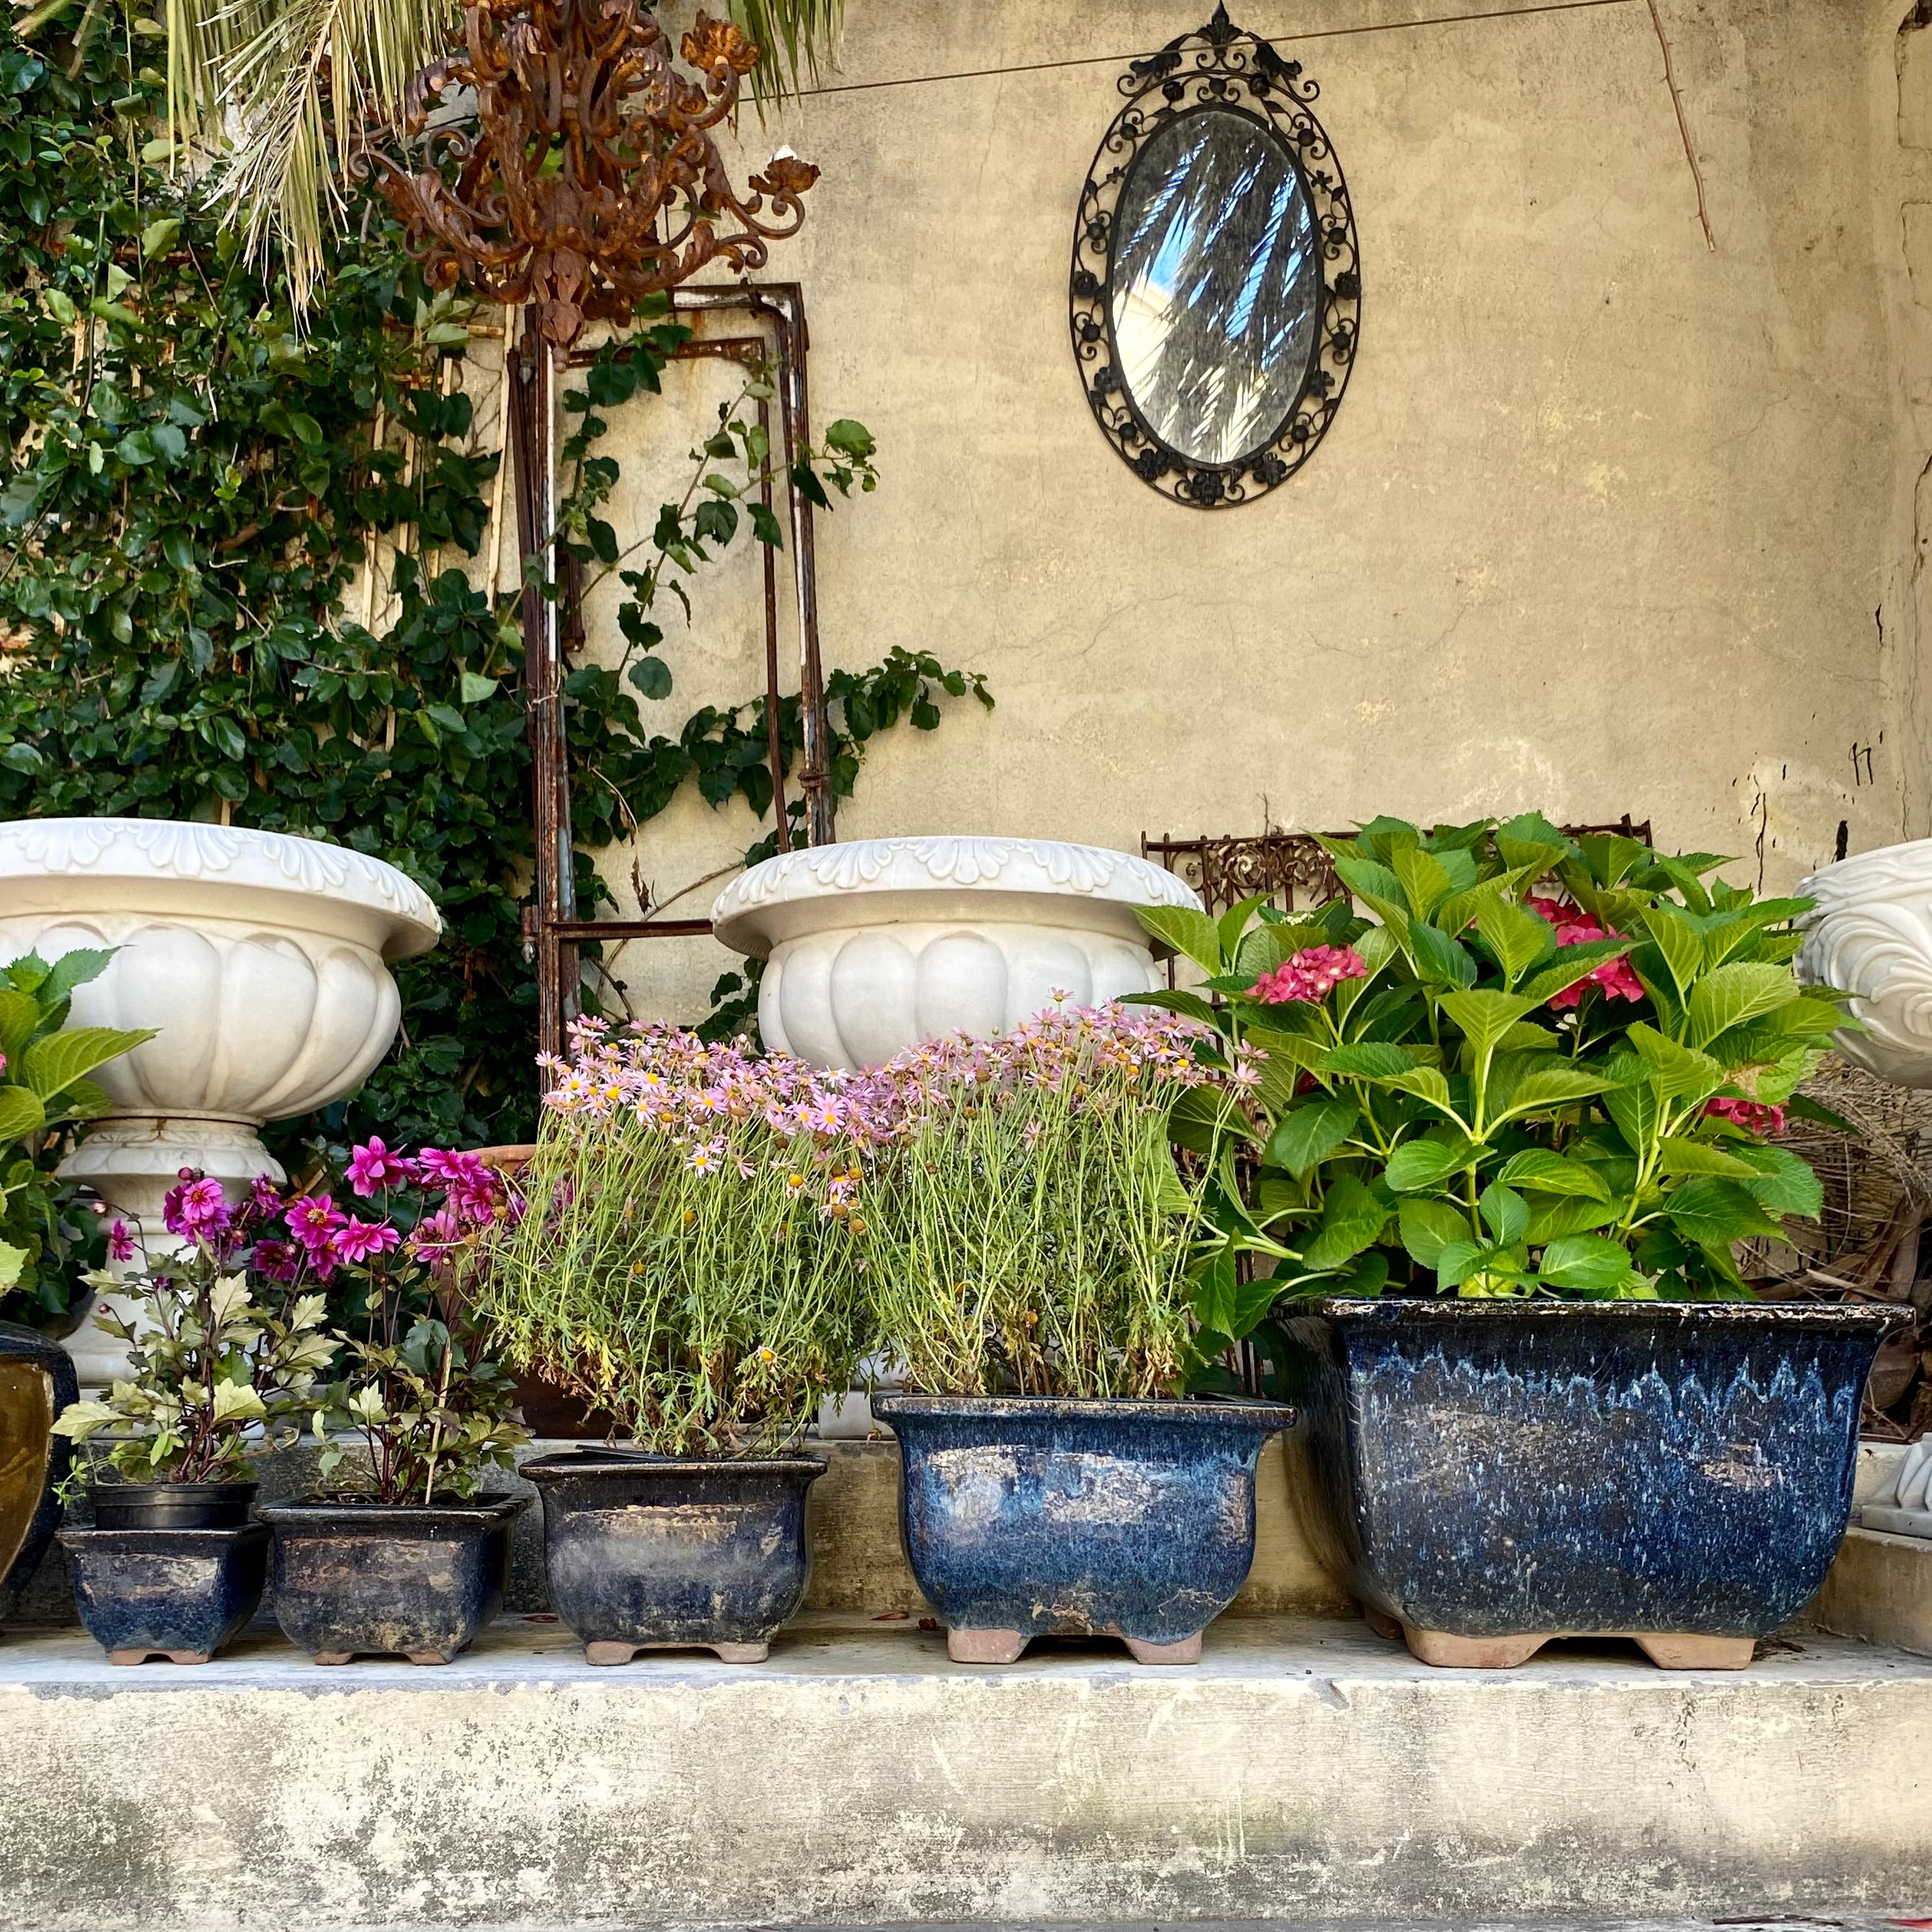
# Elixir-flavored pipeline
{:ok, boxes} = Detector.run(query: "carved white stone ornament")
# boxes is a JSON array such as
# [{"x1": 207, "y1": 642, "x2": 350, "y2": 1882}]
[
  {"x1": 710, "y1": 835, "x2": 1203, "y2": 1070},
  {"x1": 1860, "y1": 1438, "x2": 1932, "y2": 1540},
  {"x1": 0, "y1": 819, "x2": 439, "y2": 1384},
  {"x1": 1797, "y1": 839, "x2": 1932, "y2": 1088}
]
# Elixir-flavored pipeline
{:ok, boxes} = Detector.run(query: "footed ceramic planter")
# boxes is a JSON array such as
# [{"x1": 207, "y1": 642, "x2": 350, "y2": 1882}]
[
  {"x1": 0, "y1": 819, "x2": 439, "y2": 1387},
  {"x1": 1797, "y1": 837, "x2": 1932, "y2": 1086},
  {"x1": 872, "y1": 1394, "x2": 1294, "y2": 1665},
  {"x1": 1279, "y1": 1298, "x2": 1904, "y2": 1669},
  {"x1": 524, "y1": 1450, "x2": 824, "y2": 1664},
  {"x1": 709, "y1": 835, "x2": 1202, "y2": 1069},
  {"x1": 260, "y1": 1493, "x2": 524, "y2": 1664},
  {"x1": 59, "y1": 1523, "x2": 269, "y2": 1664},
  {"x1": 0, "y1": 1323, "x2": 77, "y2": 1629}
]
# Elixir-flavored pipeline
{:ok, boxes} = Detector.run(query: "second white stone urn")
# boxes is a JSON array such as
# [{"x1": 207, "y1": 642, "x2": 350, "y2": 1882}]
[
  {"x1": 709, "y1": 835, "x2": 1203, "y2": 1069},
  {"x1": 0, "y1": 818, "x2": 439, "y2": 1380},
  {"x1": 1797, "y1": 837, "x2": 1932, "y2": 1088}
]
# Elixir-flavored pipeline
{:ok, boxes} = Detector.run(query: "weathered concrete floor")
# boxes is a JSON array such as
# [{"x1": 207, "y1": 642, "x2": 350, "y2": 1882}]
[{"x1": 1, "y1": 1615, "x2": 1928, "y2": 1932}]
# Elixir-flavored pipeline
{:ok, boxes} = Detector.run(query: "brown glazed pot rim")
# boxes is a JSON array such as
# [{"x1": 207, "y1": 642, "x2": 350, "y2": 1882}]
[
  {"x1": 1289, "y1": 1295, "x2": 1910, "y2": 1330},
  {"x1": 873, "y1": 1393, "x2": 1297, "y2": 1423},
  {"x1": 257, "y1": 1491, "x2": 528, "y2": 1525},
  {"x1": 522, "y1": 1451, "x2": 827, "y2": 1481}
]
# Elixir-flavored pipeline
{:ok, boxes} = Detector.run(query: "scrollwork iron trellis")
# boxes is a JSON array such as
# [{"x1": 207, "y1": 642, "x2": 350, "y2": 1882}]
[{"x1": 1069, "y1": 5, "x2": 1360, "y2": 509}]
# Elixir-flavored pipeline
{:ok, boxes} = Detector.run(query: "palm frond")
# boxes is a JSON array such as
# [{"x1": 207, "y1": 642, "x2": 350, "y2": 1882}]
[{"x1": 729, "y1": 0, "x2": 844, "y2": 105}]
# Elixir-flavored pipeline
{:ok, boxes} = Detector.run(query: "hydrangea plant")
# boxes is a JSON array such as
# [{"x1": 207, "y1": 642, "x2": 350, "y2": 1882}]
[{"x1": 1135, "y1": 813, "x2": 1843, "y2": 1350}]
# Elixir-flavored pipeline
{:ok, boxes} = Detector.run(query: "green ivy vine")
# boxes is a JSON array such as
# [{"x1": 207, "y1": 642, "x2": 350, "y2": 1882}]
[{"x1": 0, "y1": 3, "x2": 990, "y2": 1246}]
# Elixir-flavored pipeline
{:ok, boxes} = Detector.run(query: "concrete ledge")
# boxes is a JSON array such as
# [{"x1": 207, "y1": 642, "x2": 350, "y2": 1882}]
[
  {"x1": 1810, "y1": 1526, "x2": 1932, "y2": 1656},
  {"x1": 1, "y1": 1616, "x2": 1928, "y2": 1931}
]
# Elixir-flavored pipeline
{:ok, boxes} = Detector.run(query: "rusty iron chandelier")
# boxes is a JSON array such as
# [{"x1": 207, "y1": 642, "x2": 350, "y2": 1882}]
[{"x1": 366, "y1": 0, "x2": 819, "y2": 350}]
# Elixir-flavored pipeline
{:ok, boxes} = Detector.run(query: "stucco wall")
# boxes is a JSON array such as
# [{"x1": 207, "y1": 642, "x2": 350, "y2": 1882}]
[{"x1": 562, "y1": 0, "x2": 1932, "y2": 1023}]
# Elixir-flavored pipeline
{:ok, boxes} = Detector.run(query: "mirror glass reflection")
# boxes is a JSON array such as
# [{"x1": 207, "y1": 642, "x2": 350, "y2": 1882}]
[{"x1": 1108, "y1": 108, "x2": 1321, "y2": 468}]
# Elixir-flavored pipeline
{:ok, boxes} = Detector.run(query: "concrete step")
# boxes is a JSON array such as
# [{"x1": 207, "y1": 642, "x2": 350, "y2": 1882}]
[{"x1": 1, "y1": 1613, "x2": 1927, "y2": 1932}]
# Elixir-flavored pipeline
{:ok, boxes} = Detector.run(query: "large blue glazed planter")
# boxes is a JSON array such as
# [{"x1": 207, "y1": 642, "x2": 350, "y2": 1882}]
[
  {"x1": 1277, "y1": 1298, "x2": 1904, "y2": 1670},
  {"x1": 0, "y1": 1322, "x2": 77, "y2": 1631},
  {"x1": 873, "y1": 1393, "x2": 1295, "y2": 1665},
  {"x1": 524, "y1": 1450, "x2": 825, "y2": 1664}
]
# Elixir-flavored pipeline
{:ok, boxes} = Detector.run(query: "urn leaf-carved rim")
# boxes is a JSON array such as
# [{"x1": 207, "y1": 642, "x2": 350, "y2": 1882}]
[
  {"x1": 711, "y1": 836, "x2": 1202, "y2": 956},
  {"x1": 0, "y1": 817, "x2": 440, "y2": 957}
]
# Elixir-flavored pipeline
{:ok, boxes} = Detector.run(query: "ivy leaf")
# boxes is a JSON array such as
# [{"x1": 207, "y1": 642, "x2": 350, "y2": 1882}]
[
  {"x1": 459, "y1": 672, "x2": 499, "y2": 706},
  {"x1": 626, "y1": 657, "x2": 673, "y2": 701}
]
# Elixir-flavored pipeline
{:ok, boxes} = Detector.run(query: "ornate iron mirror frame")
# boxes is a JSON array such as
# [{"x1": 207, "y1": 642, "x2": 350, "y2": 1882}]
[{"x1": 1069, "y1": 6, "x2": 1360, "y2": 509}]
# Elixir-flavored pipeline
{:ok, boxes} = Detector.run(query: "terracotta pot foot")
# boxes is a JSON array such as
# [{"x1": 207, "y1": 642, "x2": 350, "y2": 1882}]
[
  {"x1": 710, "y1": 1641, "x2": 769, "y2": 1664},
  {"x1": 1361, "y1": 1604, "x2": 1403, "y2": 1642},
  {"x1": 404, "y1": 1649, "x2": 453, "y2": 1667},
  {"x1": 311, "y1": 1651, "x2": 353, "y2": 1667},
  {"x1": 1124, "y1": 1633, "x2": 1202, "y2": 1665},
  {"x1": 109, "y1": 1648, "x2": 209, "y2": 1666},
  {"x1": 584, "y1": 1641, "x2": 637, "y2": 1666},
  {"x1": 946, "y1": 1626, "x2": 1028, "y2": 1664},
  {"x1": 1404, "y1": 1626, "x2": 1547, "y2": 1669},
  {"x1": 1634, "y1": 1633, "x2": 1756, "y2": 1671}
]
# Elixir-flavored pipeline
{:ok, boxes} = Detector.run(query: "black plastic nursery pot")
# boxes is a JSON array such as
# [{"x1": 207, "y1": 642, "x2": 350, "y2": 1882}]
[
  {"x1": 523, "y1": 1449, "x2": 825, "y2": 1664},
  {"x1": 1277, "y1": 1297, "x2": 1905, "y2": 1670},
  {"x1": 258, "y1": 1493, "x2": 527, "y2": 1665},
  {"x1": 872, "y1": 1393, "x2": 1295, "y2": 1666},
  {"x1": 90, "y1": 1480, "x2": 258, "y2": 1531},
  {"x1": 0, "y1": 1322, "x2": 77, "y2": 1628},
  {"x1": 58, "y1": 1522, "x2": 270, "y2": 1664}
]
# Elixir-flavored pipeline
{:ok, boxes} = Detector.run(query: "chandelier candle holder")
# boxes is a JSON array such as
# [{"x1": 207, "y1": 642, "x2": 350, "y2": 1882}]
[{"x1": 363, "y1": 0, "x2": 819, "y2": 354}]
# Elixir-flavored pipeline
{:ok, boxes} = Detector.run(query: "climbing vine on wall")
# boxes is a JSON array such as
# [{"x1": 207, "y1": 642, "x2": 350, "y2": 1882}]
[{"x1": 0, "y1": 4, "x2": 990, "y2": 1177}]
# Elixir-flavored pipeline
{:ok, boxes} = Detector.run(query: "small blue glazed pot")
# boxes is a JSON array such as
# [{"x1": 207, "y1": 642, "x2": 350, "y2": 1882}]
[
  {"x1": 1279, "y1": 1298, "x2": 1905, "y2": 1669},
  {"x1": 59, "y1": 1523, "x2": 270, "y2": 1663},
  {"x1": 873, "y1": 1393, "x2": 1295, "y2": 1664},
  {"x1": 0, "y1": 1322, "x2": 77, "y2": 1630},
  {"x1": 260, "y1": 1493, "x2": 526, "y2": 1665},
  {"x1": 524, "y1": 1451, "x2": 824, "y2": 1664}
]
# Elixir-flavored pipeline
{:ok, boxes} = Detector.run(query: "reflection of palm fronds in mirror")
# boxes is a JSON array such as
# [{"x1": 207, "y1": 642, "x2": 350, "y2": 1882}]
[{"x1": 162, "y1": 0, "x2": 843, "y2": 311}]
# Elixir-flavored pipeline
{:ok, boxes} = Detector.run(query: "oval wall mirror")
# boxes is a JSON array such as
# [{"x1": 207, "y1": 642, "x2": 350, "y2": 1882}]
[{"x1": 1070, "y1": 6, "x2": 1359, "y2": 509}]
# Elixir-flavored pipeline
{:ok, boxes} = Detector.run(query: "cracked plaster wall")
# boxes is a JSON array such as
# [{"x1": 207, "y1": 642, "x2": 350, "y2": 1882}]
[{"x1": 564, "y1": 0, "x2": 1932, "y2": 1019}]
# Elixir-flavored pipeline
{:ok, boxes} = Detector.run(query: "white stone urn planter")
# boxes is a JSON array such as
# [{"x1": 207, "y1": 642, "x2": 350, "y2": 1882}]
[
  {"x1": 1797, "y1": 838, "x2": 1932, "y2": 1088},
  {"x1": 709, "y1": 835, "x2": 1203, "y2": 1069},
  {"x1": 0, "y1": 819, "x2": 439, "y2": 1382}
]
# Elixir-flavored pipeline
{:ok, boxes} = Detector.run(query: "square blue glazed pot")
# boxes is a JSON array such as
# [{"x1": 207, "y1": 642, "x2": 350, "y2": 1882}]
[
  {"x1": 524, "y1": 1451, "x2": 825, "y2": 1665},
  {"x1": 873, "y1": 1393, "x2": 1295, "y2": 1664},
  {"x1": 1277, "y1": 1297, "x2": 1905, "y2": 1669},
  {"x1": 60, "y1": 1522, "x2": 270, "y2": 1664}
]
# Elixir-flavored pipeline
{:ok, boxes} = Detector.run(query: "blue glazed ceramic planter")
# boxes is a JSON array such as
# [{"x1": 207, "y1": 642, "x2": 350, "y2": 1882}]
[
  {"x1": 0, "y1": 1322, "x2": 77, "y2": 1631},
  {"x1": 1278, "y1": 1298, "x2": 1905, "y2": 1669},
  {"x1": 59, "y1": 1523, "x2": 270, "y2": 1664},
  {"x1": 260, "y1": 1493, "x2": 526, "y2": 1665},
  {"x1": 524, "y1": 1451, "x2": 825, "y2": 1664},
  {"x1": 873, "y1": 1394, "x2": 1295, "y2": 1664}
]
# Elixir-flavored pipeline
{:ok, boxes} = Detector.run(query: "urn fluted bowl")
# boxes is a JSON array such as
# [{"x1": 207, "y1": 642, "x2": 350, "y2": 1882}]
[
  {"x1": 1797, "y1": 837, "x2": 1932, "y2": 1088},
  {"x1": 709, "y1": 835, "x2": 1203, "y2": 1069},
  {"x1": 0, "y1": 817, "x2": 440, "y2": 1195}
]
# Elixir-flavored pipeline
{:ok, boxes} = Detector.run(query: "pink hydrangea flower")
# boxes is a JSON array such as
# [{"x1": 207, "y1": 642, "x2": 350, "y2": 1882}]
[
  {"x1": 331, "y1": 1217, "x2": 402, "y2": 1265},
  {"x1": 345, "y1": 1136, "x2": 415, "y2": 1198},
  {"x1": 163, "y1": 1174, "x2": 231, "y2": 1241},
  {"x1": 1252, "y1": 945, "x2": 1369, "y2": 1006},
  {"x1": 106, "y1": 1220, "x2": 135, "y2": 1263},
  {"x1": 285, "y1": 1193, "x2": 346, "y2": 1256},
  {"x1": 1526, "y1": 896, "x2": 1646, "y2": 1009},
  {"x1": 1703, "y1": 1095, "x2": 1787, "y2": 1136}
]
